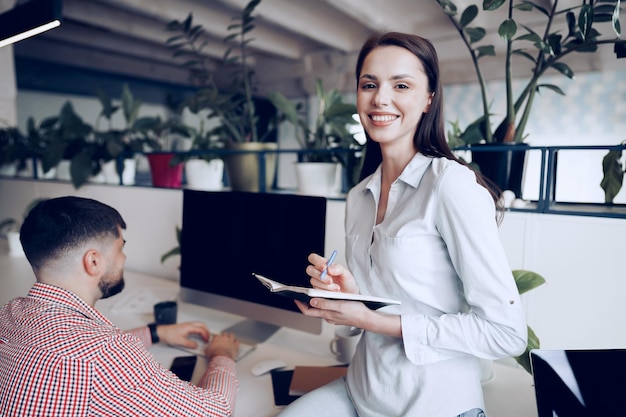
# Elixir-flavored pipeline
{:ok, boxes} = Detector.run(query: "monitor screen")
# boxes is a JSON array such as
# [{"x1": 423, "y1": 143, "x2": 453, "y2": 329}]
[{"x1": 179, "y1": 189, "x2": 326, "y2": 343}]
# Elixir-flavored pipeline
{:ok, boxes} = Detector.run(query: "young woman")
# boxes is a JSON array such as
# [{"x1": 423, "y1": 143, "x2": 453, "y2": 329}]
[{"x1": 278, "y1": 32, "x2": 527, "y2": 417}]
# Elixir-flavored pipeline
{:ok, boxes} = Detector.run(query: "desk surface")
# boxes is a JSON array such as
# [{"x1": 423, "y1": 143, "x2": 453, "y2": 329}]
[{"x1": 0, "y1": 250, "x2": 538, "y2": 417}]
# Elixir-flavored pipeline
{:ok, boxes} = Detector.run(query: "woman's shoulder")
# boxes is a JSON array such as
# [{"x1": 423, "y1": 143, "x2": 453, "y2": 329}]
[{"x1": 428, "y1": 157, "x2": 477, "y2": 185}]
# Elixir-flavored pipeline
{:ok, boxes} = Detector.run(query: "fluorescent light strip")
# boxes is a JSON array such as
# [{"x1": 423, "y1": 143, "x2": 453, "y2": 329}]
[{"x1": 0, "y1": 20, "x2": 60, "y2": 48}]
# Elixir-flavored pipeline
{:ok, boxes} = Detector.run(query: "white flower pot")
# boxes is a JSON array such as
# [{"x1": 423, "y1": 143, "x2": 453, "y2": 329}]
[
  {"x1": 101, "y1": 159, "x2": 137, "y2": 185},
  {"x1": 55, "y1": 160, "x2": 72, "y2": 181},
  {"x1": 15, "y1": 159, "x2": 56, "y2": 179},
  {"x1": 6, "y1": 231, "x2": 24, "y2": 257},
  {"x1": 0, "y1": 163, "x2": 17, "y2": 176},
  {"x1": 295, "y1": 162, "x2": 342, "y2": 197},
  {"x1": 185, "y1": 158, "x2": 224, "y2": 191}
]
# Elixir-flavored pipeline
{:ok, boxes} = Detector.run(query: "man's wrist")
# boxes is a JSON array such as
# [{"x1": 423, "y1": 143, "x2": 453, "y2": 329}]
[{"x1": 148, "y1": 323, "x2": 160, "y2": 344}]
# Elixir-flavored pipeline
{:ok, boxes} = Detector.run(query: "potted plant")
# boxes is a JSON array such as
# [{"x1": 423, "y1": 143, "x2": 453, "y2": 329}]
[
  {"x1": 93, "y1": 84, "x2": 152, "y2": 185},
  {"x1": 165, "y1": 0, "x2": 279, "y2": 192},
  {"x1": 0, "y1": 123, "x2": 29, "y2": 177},
  {"x1": 38, "y1": 101, "x2": 101, "y2": 189},
  {"x1": 437, "y1": 0, "x2": 625, "y2": 197},
  {"x1": 133, "y1": 114, "x2": 191, "y2": 189},
  {"x1": 512, "y1": 269, "x2": 546, "y2": 374},
  {"x1": 269, "y1": 78, "x2": 362, "y2": 195},
  {"x1": 600, "y1": 139, "x2": 626, "y2": 204},
  {"x1": 171, "y1": 120, "x2": 226, "y2": 191},
  {"x1": 0, "y1": 197, "x2": 47, "y2": 257},
  {"x1": 160, "y1": 225, "x2": 181, "y2": 266},
  {"x1": 22, "y1": 116, "x2": 58, "y2": 179}
]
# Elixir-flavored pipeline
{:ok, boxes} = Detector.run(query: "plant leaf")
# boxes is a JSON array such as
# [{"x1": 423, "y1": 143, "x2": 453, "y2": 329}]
[
  {"x1": 550, "y1": 62, "x2": 575, "y2": 78},
  {"x1": 437, "y1": 0, "x2": 457, "y2": 16},
  {"x1": 514, "y1": 325, "x2": 541, "y2": 374},
  {"x1": 601, "y1": 148, "x2": 624, "y2": 203},
  {"x1": 513, "y1": 270, "x2": 546, "y2": 294},
  {"x1": 536, "y1": 83, "x2": 566, "y2": 95},
  {"x1": 475, "y1": 45, "x2": 496, "y2": 58},
  {"x1": 519, "y1": 0, "x2": 549, "y2": 17},
  {"x1": 483, "y1": 0, "x2": 506, "y2": 11},
  {"x1": 460, "y1": 5, "x2": 478, "y2": 27},
  {"x1": 465, "y1": 27, "x2": 486, "y2": 43},
  {"x1": 499, "y1": 19, "x2": 517, "y2": 40}
]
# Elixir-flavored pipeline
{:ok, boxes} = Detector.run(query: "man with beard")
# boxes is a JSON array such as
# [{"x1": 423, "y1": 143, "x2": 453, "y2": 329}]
[{"x1": 0, "y1": 196, "x2": 240, "y2": 417}]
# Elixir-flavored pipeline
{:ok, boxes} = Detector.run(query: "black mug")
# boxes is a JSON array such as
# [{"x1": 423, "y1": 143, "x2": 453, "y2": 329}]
[{"x1": 153, "y1": 300, "x2": 177, "y2": 324}]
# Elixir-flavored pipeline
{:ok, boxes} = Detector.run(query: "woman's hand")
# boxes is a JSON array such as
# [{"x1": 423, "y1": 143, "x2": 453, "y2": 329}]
[
  {"x1": 295, "y1": 298, "x2": 402, "y2": 338},
  {"x1": 156, "y1": 321, "x2": 210, "y2": 348},
  {"x1": 306, "y1": 252, "x2": 360, "y2": 294},
  {"x1": 294, "y1": 297, "x2": 372, "y2": 329}
]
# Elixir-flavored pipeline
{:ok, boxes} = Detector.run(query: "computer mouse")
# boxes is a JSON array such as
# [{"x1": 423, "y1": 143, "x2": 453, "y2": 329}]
[{"x1": 250, "y1": 359, "x2": 287, "y2": 376}]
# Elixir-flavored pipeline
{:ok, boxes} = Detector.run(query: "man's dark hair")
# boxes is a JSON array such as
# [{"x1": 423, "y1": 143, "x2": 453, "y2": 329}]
[{"x1": 20, "y1": 196, "x2": 127, "y2": 270}]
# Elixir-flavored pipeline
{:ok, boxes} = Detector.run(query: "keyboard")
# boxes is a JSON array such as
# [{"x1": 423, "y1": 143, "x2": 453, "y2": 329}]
[{"x1": 174, "y1": 334, "x2": 256, "y2": 362}]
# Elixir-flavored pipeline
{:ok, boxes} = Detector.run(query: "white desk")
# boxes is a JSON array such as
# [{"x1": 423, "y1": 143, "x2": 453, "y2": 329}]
[{"x1": 0, "y1": 250, "x2": 538, "y2": 417}]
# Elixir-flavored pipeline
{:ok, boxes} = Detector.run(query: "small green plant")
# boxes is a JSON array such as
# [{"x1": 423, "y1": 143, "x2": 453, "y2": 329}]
[
  {"x1": 268, "y1": 79, "x2": 360, "y2": 163},
  {"x1": 160, "y1": 225, "x2": 181, "y2": 265},
  {"x1": 0, "y1": 198, "x2": 47, "y2": 236},
  {"x1": 512, "y1": 269, "x2": 547, "y2": 374},
  {"x1": 600, "y1": 140, "x2": 626, "y2": 204},
  {"x1": 38, "y1": 102, "x2": 97, "y2": 188}
]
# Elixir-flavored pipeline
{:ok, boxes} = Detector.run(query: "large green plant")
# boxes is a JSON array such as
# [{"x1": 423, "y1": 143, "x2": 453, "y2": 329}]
[
  {"x1": 268, "y1": 79, "x2": 360, "y2": 163},
  {"x1": 166, "y1": 0, "x2": 274, "y2": 144},
  {"x1": 438, "y1": 0, "x2": 624, "y2": 146}
]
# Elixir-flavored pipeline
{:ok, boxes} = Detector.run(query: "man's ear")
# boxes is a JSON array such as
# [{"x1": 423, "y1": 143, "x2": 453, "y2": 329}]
[{"x1": 82, "y1": 249, "x2": 103, "y2": 277}]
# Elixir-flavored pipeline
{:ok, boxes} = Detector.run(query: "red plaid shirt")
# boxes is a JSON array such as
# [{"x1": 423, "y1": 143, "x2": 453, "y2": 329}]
[{"x1": 0, "y1": 283, "x2": 238, "y2": 416}]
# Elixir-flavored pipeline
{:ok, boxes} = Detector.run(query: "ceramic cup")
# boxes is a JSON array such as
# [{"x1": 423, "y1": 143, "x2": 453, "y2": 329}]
[
  {"x1": 154, "y1": 300, "x2": 178, "y2": 324},
  {"x1": 330, "y1": 325, "x2": 362, "y2": 363}
]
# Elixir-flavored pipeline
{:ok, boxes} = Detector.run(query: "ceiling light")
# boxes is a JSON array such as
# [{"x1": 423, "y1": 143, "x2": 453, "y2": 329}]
[{"x1": 0, "y1": 0, "x2": 62, "y2": 49}]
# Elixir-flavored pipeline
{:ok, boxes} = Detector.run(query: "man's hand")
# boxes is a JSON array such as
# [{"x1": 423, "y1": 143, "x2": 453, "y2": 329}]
[
  {"x1": 156, "y1": 321, "x2": 210, "y2": 348},
  {"x1": 205, "y1": 332, "x2": 240, "y2": 361}
]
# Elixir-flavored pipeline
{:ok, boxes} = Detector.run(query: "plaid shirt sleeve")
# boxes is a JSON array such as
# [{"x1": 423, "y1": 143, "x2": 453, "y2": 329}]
[{"x1": 91, "y1": 331, "x2": 238, "y2": 416}]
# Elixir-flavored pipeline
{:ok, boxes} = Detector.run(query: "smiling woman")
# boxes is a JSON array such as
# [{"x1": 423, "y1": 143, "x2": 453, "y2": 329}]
[{"x1": 276, "y1": 32, "x2": 527, "y2": 417}]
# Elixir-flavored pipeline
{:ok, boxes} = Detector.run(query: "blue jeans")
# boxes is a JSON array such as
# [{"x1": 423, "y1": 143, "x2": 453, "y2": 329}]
[
  {"x1": 277, "y1": 377, "x2": 486, "y2": 417},
  {"x1": 458, "y1": 409, "x2": 486, "y2": 417}
]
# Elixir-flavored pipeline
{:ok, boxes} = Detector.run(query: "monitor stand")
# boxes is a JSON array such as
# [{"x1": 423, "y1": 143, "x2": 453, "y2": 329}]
[{"x1": 224, "y1": 319, "x2": 281, "y2": 346}]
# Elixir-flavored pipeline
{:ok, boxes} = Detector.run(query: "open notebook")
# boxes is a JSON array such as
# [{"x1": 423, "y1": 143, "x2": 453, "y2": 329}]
[{"x1": 530, "y1": 348, "x2": 626, "y2": 416}]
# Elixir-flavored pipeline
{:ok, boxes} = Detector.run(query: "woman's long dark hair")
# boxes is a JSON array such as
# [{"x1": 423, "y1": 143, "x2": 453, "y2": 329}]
[{"x1": 355, "y1": 32, "x2": 502, "y2": 211}]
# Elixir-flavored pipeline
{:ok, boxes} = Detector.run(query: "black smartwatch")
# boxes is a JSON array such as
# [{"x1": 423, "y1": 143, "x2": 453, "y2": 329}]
[{"x1": 148, "y1": 323, "x2": 160, "y2": 344}]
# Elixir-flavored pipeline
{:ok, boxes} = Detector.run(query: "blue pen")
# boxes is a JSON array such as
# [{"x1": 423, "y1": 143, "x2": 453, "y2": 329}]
[{"x1": 320, "y1": 249, "x2": 337, "y2": 281}]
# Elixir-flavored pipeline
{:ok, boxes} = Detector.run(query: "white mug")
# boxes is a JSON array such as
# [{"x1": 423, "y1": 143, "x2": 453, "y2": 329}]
[{"x1": 330, "y1": 325, "x2": 362, "y2": 363}]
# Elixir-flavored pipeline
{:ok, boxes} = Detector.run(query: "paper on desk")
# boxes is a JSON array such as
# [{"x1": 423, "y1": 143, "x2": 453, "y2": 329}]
[{"x1": 104, "y1": 288, "x2": 179, "y2": 314}]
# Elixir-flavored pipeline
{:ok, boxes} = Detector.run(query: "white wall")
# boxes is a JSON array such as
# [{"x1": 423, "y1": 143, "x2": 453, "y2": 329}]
[
  {"x1": 499, "y1": 212, "x2": 626, "y2": 349},
  {"x1": 2, "y1": 178, "x2": 625, "y2": 351},
  {"x1": 0, "y1": 178, "x2": 346, "y2": 281}
]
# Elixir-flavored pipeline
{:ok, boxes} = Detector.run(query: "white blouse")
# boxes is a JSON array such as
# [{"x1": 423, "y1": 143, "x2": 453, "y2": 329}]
[{"x1": 344, "y1": 152, "x2": 527, "y2": 417}]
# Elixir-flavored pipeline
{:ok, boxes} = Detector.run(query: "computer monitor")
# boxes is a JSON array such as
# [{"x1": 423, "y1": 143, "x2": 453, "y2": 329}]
[
  {"x1": 179, "y1": 189, "x2": 326, "y2": 344},
  {"x1": 530, "y1": 348, "x2": 626, "y2": 416}
]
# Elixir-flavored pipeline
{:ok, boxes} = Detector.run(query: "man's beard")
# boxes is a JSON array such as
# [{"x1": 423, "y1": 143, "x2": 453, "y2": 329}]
[{"x1": 99, "y1": 274, "x2": 125, "y2": 299}]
